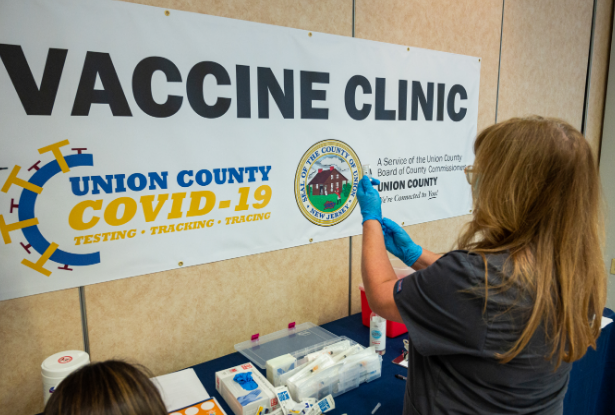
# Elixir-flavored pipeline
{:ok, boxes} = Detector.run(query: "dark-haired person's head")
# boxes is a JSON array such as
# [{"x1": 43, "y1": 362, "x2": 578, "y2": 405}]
[{"x1": 44, "y1": 360, "x2": 167, "y2": 415}]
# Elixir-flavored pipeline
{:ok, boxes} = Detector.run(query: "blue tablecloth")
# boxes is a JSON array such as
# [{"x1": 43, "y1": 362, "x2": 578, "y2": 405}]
[
  {"x1": 192, "y1": 309, "x2": 615, "y2": 415},
  {"x1": 563, "y1": 308, "x2": 615, "y2": 415}
]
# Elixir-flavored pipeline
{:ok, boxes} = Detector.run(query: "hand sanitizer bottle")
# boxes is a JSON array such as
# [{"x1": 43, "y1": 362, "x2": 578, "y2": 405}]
[{"x1": 369, "y1": 312, "x2": 386, "y2": 355}]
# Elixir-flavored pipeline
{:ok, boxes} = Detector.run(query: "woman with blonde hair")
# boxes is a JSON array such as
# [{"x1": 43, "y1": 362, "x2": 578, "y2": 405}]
[
  {"x1": 357, "y1": 116, "x2": 606, "y2": 414},
  {"x1": 44, "y1": 360, "x2": 167, "y2": 415}
]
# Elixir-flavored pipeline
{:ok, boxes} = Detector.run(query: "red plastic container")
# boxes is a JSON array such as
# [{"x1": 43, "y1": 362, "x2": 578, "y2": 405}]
[{"x1": 359, "y1": 285, "x2": 408, "y2": 338}]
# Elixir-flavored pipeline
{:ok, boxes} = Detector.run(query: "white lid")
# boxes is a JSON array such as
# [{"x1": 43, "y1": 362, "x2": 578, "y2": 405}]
[{"x1": 42, "y1": 350, "x2": 90, "y2": 378}]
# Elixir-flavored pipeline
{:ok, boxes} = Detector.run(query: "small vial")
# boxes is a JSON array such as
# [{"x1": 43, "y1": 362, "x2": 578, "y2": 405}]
[
  {"x1": 363, "y1": 164, "x2": 372, "y2": 179},
  {"x1": 369, "y1": 312, "x2": 386, "y2": 355}
]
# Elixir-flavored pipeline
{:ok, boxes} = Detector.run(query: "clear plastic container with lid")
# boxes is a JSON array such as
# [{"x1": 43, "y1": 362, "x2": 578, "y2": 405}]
[{"x1": 233, "y1": 324, "x2": 383, "y2": 402}]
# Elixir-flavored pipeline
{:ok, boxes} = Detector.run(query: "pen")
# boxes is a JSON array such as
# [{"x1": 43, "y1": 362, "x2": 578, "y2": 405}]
[{"x1": 395, "y1": 374, "x2": 407, "y2": 381}]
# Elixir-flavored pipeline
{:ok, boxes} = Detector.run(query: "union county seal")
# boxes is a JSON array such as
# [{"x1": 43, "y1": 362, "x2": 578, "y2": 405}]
[{"x1": 295, "y1": 140, "x2": 362, "y2": 227}]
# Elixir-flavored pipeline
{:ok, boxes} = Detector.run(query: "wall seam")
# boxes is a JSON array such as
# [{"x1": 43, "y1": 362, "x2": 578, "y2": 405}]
[
  {"x1": 349, "y1": 0, "x2": 356, "y2": 316},
  {"x1": 582, "y1": 0, "x2": 599, "y2": 136},
  {"x1": 598, "y1": 1, "x2": 615, "y2": 164},
  {"x1": 79, "y1": 286, "x2": 90, "y2": 355},
  {"x1": 349, "y1": 238, "x2": 353, "y2": 315},
  {"x1": 495, "y1": 0, "x2": 505, "y2": 123},
  {"x1": 352, "y1": 0, "x2": 356, "y2": 38}
]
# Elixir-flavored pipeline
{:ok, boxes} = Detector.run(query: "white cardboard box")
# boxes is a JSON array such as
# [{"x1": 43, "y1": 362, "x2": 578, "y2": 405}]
[
  {"x1": 215, "y1": 363, "x2": 279, "y2": 415},
  {"x1": 266, "y1": 354, "x2": 297, "y2": 387}
]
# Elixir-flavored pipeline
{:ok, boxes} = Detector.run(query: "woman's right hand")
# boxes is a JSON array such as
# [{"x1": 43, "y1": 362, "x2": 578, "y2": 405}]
[
  {"x1": 357, "y1": 175, "x2": 382, "y2": 224},
  {"x1": 382, "y1": 217, "x2": 423, "y2": 267}
]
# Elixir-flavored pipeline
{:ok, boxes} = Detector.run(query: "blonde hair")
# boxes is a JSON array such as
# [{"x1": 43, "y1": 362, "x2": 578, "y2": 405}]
[{"x1": 458, "y1": 116, "x2": 606, "y2": 367}]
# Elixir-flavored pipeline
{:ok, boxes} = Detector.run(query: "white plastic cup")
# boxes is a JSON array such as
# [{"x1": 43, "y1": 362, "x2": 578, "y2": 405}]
[{"x1": 42, "y1": 350, "x2": 90, "y2": 405}]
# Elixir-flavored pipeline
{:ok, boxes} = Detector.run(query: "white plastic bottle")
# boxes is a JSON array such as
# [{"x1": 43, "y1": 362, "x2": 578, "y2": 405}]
[{"x1": 369, "y1": 312, "x2": 386, "y2": 355}]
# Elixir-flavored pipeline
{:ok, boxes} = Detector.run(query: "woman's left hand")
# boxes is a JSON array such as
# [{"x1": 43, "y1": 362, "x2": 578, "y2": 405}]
[{"x1": 382, "y1": 217, "x2": 423, "y2": 267}]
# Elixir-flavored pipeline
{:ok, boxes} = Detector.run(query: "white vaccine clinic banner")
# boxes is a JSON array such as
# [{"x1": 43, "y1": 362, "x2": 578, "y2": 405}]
[{"x1": 0, "y1": 0, "x2": 480, "y2": 301}]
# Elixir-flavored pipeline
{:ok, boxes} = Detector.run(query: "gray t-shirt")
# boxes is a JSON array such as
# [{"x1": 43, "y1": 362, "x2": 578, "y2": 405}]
[{"x1": 393, "y1": 250, "x2": 570, "y2": 415}]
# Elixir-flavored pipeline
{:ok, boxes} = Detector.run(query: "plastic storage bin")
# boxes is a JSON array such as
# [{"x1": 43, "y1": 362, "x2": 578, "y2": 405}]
[{"x1": 233, "y1": 324, "x2": 383, "y2": 403}]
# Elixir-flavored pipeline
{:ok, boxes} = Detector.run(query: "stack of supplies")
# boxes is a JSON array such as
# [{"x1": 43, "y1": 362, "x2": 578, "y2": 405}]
[
  {"x1": 277, "y1": 341, "x2": 381, "y2": 401},
  {"x1": 220, "y1": 323, "x2": 382, "y2": 414}
]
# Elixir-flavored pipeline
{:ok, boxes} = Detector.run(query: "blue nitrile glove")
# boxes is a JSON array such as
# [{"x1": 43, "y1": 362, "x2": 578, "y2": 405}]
[
  {"x1": 357, "y1": 176, "x2": 382, "y2": 224},
  {"x1": 233, "y1": 372, "x2": 258, "y2": 391},
  {"x1": 237, "y1": 389, "x2": 262, "y2": 406},
  {"x1": 382, "y1": 217, "x2": 423, "y2": 267}
]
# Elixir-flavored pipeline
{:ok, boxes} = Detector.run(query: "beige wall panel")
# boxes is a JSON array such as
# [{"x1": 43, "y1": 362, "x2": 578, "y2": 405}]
[
  {"x1": 350, "y1": 215, "x2": 472, "y2": 314},
  {"x1": 118, "y1": 0, "x2": 352, "y2": 37},
  {"x1": 86, "y1": 238, "x2": 349, "y2": 376},
  {"x1": 0, "y1": 289, "x2": 83, "y2": 415},
  {"x1": 587, "y1": 0, "x2": 614, "y2": 158},
  {"x1": 497, "y1": 0, "x2": 594, "y2": 130},
  {"x1": 355, "y1": 0, "x2": 503, "y2": 133}
]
